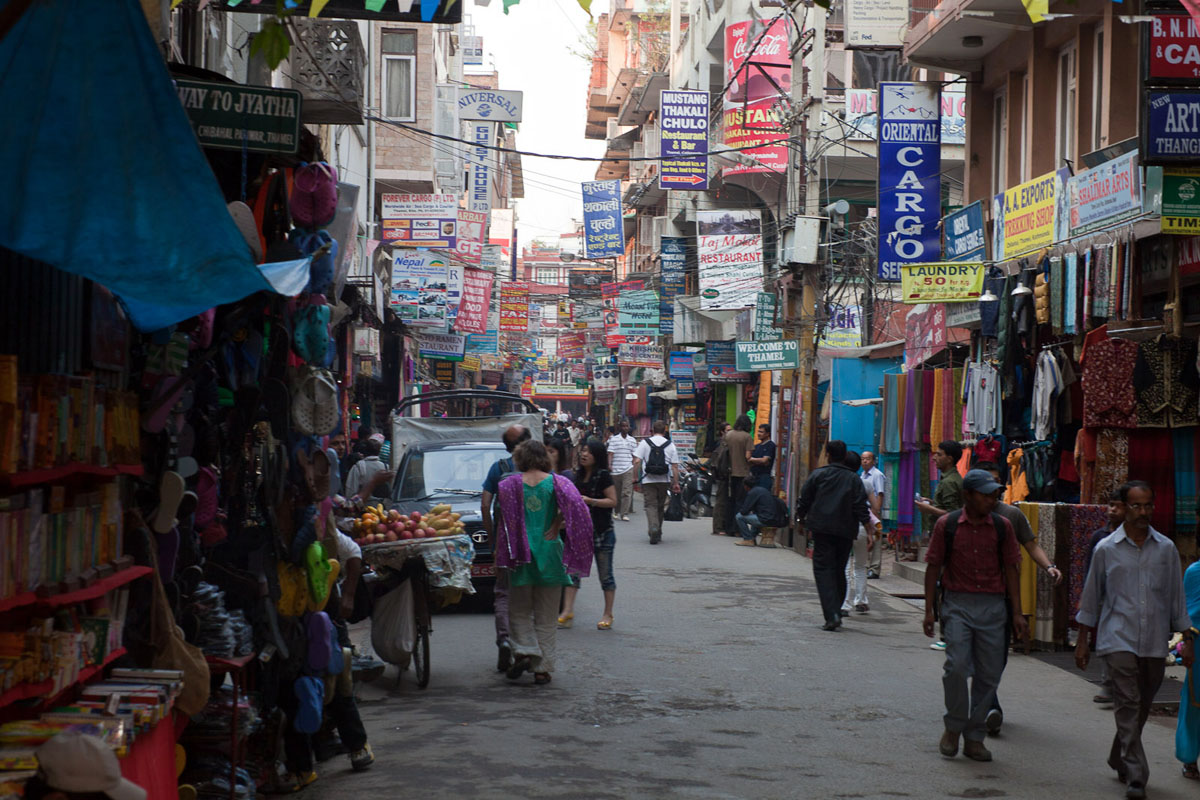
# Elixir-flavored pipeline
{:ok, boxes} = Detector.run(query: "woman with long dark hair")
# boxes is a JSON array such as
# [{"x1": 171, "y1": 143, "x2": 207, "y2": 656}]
[{"x1": 558, "y1": 439, "x2": 618, "y2": 630}]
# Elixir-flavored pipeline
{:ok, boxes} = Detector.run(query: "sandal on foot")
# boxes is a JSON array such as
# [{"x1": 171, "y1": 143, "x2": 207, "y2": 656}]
[
  {"x1": 506, "y1": 655, "x2": 532, "y2": 680},
  {"x1": 534, "y1": 672, "x2": 552, "y2": 685},
  {"x1": 1184, "y1": 763, "x2": 1199, "y2": 780},
  {"x1": 597, "y1": 618, "x2": 613, "y2": 630},
  {"x1": 556, "y1": 613, "x2": 574, "y2": 628}
]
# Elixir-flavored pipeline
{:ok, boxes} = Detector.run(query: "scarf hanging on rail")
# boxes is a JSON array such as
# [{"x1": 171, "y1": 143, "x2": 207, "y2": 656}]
[
  {"x1": 952, "y1": 368, "x2": 965, "y2": 440},
  {"x1": 882, "y1": 452, "x2": 900, "y2": 528},
  {"x1": 902, "y1": 371, "x2": 919, "y2": 451},
  {"x1": 1128, "y1": 428, "x2": 1175, "y2": 534},
  {"x1": 1050, "y1": 256, "x2": 1064, "y2": 333},
  {"x1": 1176, "y1": 427, "x2": 1200, "y2": 538},
  {"x1": 1035, "y1": 503, "x2": 1057, "y2": 644},
  {"x1": 1017, "y1": 502, "x2": 1039, "y2": 623},
  {"x1": 1068, "y1": 504, "x2": 1110, "y2": 624},
  {"x1": 929, "y1": 371, "x2": 943, "y2": 448},
  {"x1": 1054, "y1": 503, "x2": 1072, "y2": 642},
  {"x1": 883, "y1": 373, "x2": 901, "y2": 453},
  {"x1": 896, "y1": 450, "x2": 918, "y2": 539},
  {"x1": 1064, "y1": 252, "x2": 1078, "y2": 334},
  {"x1": 1093, "y1": 429, "x2": 1129, "y2": 504},
  {"x1": 922, "y1": 369, "x2": 936, "y2": 446}
]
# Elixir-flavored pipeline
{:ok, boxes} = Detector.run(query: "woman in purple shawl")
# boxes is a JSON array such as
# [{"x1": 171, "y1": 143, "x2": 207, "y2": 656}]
[{"x1": 495, "y1": 440, "x2": 593, "y2": 684}]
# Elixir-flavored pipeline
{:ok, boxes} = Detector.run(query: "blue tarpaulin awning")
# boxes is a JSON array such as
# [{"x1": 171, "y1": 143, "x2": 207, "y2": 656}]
[{"x1": 0, "y1": 0, "x2": 308, "y2": 331}]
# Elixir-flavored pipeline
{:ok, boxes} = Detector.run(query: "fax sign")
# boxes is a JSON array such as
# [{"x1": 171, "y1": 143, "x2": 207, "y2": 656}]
[{"x1": 457, "y1": 89, "x2": 523, "y2": 122}]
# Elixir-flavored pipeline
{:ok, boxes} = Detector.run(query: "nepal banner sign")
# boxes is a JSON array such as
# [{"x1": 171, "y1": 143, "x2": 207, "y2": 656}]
[
  {"x1": 876, "y1": 82, "x2": 942, "y2": 282},
  {"x1": 582, "y1": 180, "x2": 623, "y2": 259}
]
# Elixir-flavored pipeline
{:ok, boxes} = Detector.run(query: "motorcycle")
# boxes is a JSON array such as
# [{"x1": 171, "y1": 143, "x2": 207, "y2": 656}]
[{"x1": 679, "y1": 456, "x2": 714, "y2": 519}]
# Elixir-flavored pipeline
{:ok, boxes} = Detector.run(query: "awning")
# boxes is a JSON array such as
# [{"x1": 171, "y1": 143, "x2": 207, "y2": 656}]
[{"x1": 0, "y1": 0, "x2": 308, "y2": 331}]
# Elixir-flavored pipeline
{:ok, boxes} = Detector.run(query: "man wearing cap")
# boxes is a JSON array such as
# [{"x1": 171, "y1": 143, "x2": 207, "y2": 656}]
[
  {"x1": 25, "y1": 731, "x2": 146, "y2": 799},
  {"x1": 923, "y1": 469, "x2": 1026, "y2": 763}
]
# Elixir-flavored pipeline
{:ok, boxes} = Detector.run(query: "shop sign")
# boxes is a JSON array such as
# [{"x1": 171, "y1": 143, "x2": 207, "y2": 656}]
[
  {"x1": 465, "y1": 306, "x2": 499, "y2": 354},
  {"x1": 456, "y1": 88, "x2": 523, "y2": 123},
  {"x1": 845, "y1": 88, "x2": 966, "y2": 144},
  {"x1": 617, "y1": 341, "x2": 664, "y2": 368},
  {"x1": 455, "y1": 210, "x2": 487, "y2": 264},
  {"x1": 709, "y1": 365, "x2": 754, "y2": 383},
  {"x1": 352, "y1": 326, "x2": 380, "y2": 358},
  {"x1": 1143, "y1": 90, "x2": 1200, "y2": 163},
  {"x1": 659, "y1": 89, "x2": 709, "y2": 190},
  {"x1": 754, "y1": 292, "x2": 780, "y2": 340},
  {"x1": 571, "y1": 363, "x2": 589, "y2": 381},
  {"x1": 723, "y1": 19, "x2": 791, "y2": 176},
  {"x1": 582, "y1": 180, "x2": 623, "y2": 259},
  {"x1": 844, "y1": 0, "x2": 908, "y2": 48},
  {"x1": 735, "y1": 340, "x2": 800, "y2": 372},
  {"x1": 618, "y1": 289, "x2": 660, "y2": 335},
  {"x1": 877, "y1": 82, "x2": 942, "y2": 281},
  {"x1": 670, "y1": 428, "x2": 698, "y2": 454},
  {"x1": 903, "y1": 304, "x2": 946, "y2": 370},
  {"x1": 593, "y1": 365, "x2": 620, "y2": 393},
  {"x1": 697, "y1": 209, "x2": 763, "y2": 310},
  {"x1": 467, "y1": 122, "x2": 493, "y2": 215},
  {"x1": 433, "y1": 360, "x2": 455, "y2": 383},
  {"x1": 945, "y1": 302, "x2": 981, "y2": 329},
  {"x1": 660, "y1": 237, "x2": 686, "y2": 336},
  {"x1": 532, "y1": 383, "x2": 590, "y2": 400},
  {"x1": 1068, "y1": 150, "x2": 1142, "y2": 234},
  {"x1": 419, "y1": 333, "x2": 466, "y2": 362},
  {"x1": 943, "y1": 202, "x2": 987, "y2": 262},
  {"x1": 390, "y1": 251, "x2": 449, "y2": 329},
  {"x1": 992, "y1": 171, "x2": 1057, "y2": 259},
  {"x1": 706, "y1": 340, "x2": 735, "y2": 366},
  {"x1": 682, "y1": 403, "x2": 701, "y2": 427},
  {"x1": 592, "y1": 344, "x2": 613, "y2": 360},
  {"x1": 454, "y1": 268, "x2": 492, "y2": 334},
  {"x1": 676, "y1": 380, "x2": 696, "y2": 399},
  {"x1": 174, "y1": 79, "x2": 301, "y2": 154},
  {"x1": 520, "y1": 377, "x2": 533, "y2": 400},
  {"x1": 669, "y1": 352, "x2": 694, "y2": 378},
  {"x1": 381, "y1": 194, "x2": 458, "y2": 248},
  {"x1": 900, "y1": 262, "x2": 985, "y2": 304},
  {"x1": 461, "y1": 355, "x2": 481, "y2": 372},
  {"x1": 481, "y1": 369, "x2": 504, "y2": 386},
  {"x1": 1161, "y1": 168, "x2": 1200, "y2": 233},
  {"x1": 820, "y1": 304, "x2": 863, "y2": 348},
  {"x1": 499, "y1": 282, "x2": 529, "y2": 332},
  {"x1": 602, "y1": 279, "x2": 643, "y2": 348},
  {"x1": 559, "y1": 332, "x2": 587, "y2": 360},
  {"x1": 1148, "y1": 15, "x2": 1200, "y2": 81}
]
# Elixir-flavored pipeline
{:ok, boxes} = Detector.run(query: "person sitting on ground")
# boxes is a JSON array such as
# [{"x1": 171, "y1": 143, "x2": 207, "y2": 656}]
[{"x1": 734, "y1": 483, "x2": 783, "y2": 547}]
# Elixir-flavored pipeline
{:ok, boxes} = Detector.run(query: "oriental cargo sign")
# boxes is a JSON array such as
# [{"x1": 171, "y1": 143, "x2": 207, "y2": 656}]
[{"x1": 175, "y1": 80, "x2": 301, "y2": 154}]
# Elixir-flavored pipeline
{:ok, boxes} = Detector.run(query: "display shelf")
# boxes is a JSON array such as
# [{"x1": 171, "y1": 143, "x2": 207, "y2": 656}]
[
  {"x1": 0, "y1": 565, "x2": 152, "y2": 615},
  {"x1": 205, "y1": 653, "x2": 256, "y2": 672},
  {"x1": 0, "y1": 647, "x2": 127, "y2": 712},
  {"x1": 0, "y1": 462, "x2": 144, "y2": 487}
]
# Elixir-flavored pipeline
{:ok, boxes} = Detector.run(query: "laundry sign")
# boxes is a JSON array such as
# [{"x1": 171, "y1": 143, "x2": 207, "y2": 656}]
[
  {"x1": 175, "y1": 79, "x2": 301, "y2": 154},
  {"x1": 735, "y1": 339, "x2": 800, "y2": 371},
  {"x1": 900, "y1": 262, "x2": 986, "y2": 304}
]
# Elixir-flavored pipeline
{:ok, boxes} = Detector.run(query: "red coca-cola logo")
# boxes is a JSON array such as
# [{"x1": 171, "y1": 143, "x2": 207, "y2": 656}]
[{"x1": 732, "y1": 33, "x2": 787, "y2": 60}]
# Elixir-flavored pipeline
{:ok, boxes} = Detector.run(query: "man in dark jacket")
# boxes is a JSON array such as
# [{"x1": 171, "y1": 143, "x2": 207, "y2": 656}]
[{"x1": 796, "y1": 440, "x2": 871, "y2": 631}]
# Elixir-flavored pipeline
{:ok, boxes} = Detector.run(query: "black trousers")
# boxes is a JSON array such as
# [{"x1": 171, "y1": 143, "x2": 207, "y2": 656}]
[{"x1": 812, "y1": 533, "x2": 855, "y2": 624}]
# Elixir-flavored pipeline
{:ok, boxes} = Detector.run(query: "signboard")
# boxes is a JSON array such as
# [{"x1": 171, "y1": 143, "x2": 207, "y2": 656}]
[
  {"x1": 593, "y1": 365, "x2": 620, "y2": 394},
  {"x1": 669, "y1": 351, "x2": 694, "y2": 378},
  {"x1": 820, "y1": 304, "x2": 863, "y2": 348},
  {"x1": 1148, "y1": 15, "x2": 1200, "y2": 81},
  {"x1": 735, "y1": 340, "x2": 800, "y2": 371},
  {"x1": 455, "y1": 210, "x2": 487, "y2": 264},
  {"x1": 618, "y1": 289, "x2": 660, "y2": 334},
  {"x1": 659, "y1": 90, "x2": 709, "y2": 189},
  {"x1": 900, "y1": 262, "x2": 986, "y2": 304},
  {"x1": 467, "y1": 122, "x2": 493, "y2": 215},
  {"x1": 877, "y1": 82, "x2": 942, "y2": 281},
  {"x1": 532, "y1": 384, "x2": 590, "y2": 401},
  {"x1": 381, "y1": 194, "x2": 458, "y2": 248},
  {"x1": 559, "y1": 332, "x2": 587, "y2": 360},
  {"x1": 845, "y1": 88, "x2": 966, "y2": 144},
  {"x1": 697, "y1": 210, "x2": 763, "y2": 309},
  {"x1": 670, "y1": 428, "x2": 698, "y2": 455},
  {"x1": 582, "y1": 180, "x2": 624, "y2": 259},
  {"x1": 1143, "y1": 90, "x2": 1200, "y2": 164},
  {"x1": 994, "y1": 171, "x2": 1057, "y2": 259},
  {"x1": 433, "y1": 360, "x2": 455, "y2": 383},
  {"x1": 844, "y1": 0, "x2": 908, "y2": 48},
  {"x1": 676, "y1": 380, "x2": 696, "y2": 399},
  {"x1": 455, "y1": 268, "x2": 493, "y2": 334},
  {"x1": 660, "y1": 237, "x2": 686, "y2": 336},
  {"x1": 601, "y1": 279, "x2": 643, "y2": 348},
  {"x1": 174, "y1": 79, "x2": 301, "y2": 154},
  {"x1": 723, "y1": 19, "x2": 791, "y2": 176},
  {"x1": 903, "y1": 304, "x2": 946, "y2": 370},
  {"x1": 1161, "y1": 168, "x2": 1200, "y2": 233},
  {"x1": 418, "y1": 333, "x2": 466, "y2": 362},
  {"x1": 617, "y1": 341, "x2": 664, "y2": 368},
  {"x1": 1067, "y1": 150, "x2": 1142, "y2": 234},
  {"x1": 390, "y1": 251, "x2": 449, "y2": 328},
  {"x1": 943, "y1": 202, "x2": 987, "y2": 261},
  {"x1": 499, "y1": 282, "x2": 529, "y2": 332},
  {"x1": 456, "y1": 88, "x2": 523, "y2": 122},
  {"x1": 754, "y1": 292, "x2": 780, "y2": 340}
]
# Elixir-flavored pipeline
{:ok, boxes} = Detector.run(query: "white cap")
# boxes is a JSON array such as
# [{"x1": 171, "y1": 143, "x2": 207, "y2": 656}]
[{"x1": 36, "y1": 732, "x2": 147, "y2": 800}]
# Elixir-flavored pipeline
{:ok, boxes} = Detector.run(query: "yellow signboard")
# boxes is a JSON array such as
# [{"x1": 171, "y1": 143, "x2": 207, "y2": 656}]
[
  {"x1": 900, "y1": 262, "x2": 986, "y2": 304},
  {"x1": 1000, "y1": 172, "x2": 1057, "y2": 259}
]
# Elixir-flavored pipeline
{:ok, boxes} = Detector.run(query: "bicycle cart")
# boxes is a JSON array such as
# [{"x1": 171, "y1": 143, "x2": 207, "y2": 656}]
[{"x1": 359, "y1": 533, "x2": 474, "y2": 688}]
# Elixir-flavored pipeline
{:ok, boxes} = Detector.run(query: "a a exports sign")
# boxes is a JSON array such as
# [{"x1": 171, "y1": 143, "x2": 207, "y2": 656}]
[
  {"x1": 993, "y1": 172, "x2": 1057, "y2": 259},
  {"x1": 175, "y1": 79, "x2": 301, "y2": 154},
  {"x1": 735, "y1": 339, "x2": 799, "y2": 371},
  {"x1": 876, "y1": 82, "x2": 941, "y2": 281},
  {"x1": 659, "y1": 90, "x2": 709, "y2": 189}
]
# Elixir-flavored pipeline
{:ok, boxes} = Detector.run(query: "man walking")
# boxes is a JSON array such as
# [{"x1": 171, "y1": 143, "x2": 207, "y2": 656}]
[
  {"x1": 724, "y1": 415, "x2": 754, "y2": 530},
  {"x1": 607, "y1": 421, "x2": 638, "y2": 521},
  {"x1": 632, "y1": 420, "x2": 680, "y2": 545},
  {"x1": 1075, "y1": 481, "x2": 1192, "y2": 800},
  {"x1": 481, "y1": 424, "x2": 531, "y2": 672},
  {"x1": 860, "y1": 451, "x2": 886, "y2": 577},
  {"x1": 923, "y1": 469, "x2": 1026, "y2": 763},
  {"x1": 1085, "y1": 489, "x2": 1127, "y2": 706},
  {"x1": 710, "y1": 422, "x2": 732, "y2": 536},
  {"x1": 841, "y1": 451, "x2": 879, "y2": 616},
  {"x1": 795, "y1": 440, "x2": 871, "y2": 631}
]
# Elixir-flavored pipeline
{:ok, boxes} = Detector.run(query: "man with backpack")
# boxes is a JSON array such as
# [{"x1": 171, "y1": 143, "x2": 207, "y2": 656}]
[
  {"x1": 923, "y1": 469, "x2": 1027, "y2": 763},
  {"x1": 632, "y1": 420, "x2": 680, "y2": 545}
]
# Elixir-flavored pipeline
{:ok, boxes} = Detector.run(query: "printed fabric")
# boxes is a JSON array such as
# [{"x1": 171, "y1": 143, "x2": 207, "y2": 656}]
[
  {"x1": 1006, "y1": 448, "x2": 1029, "y2": 504},
  {"x1": 1064, "y1": 252, "x2": 1078, "y2": 334},
  {"x1": 1081, "y1": 337, "x2": 1139, "y2": 428},
  {"x1": 883, "y1": 373, "x2": 901, "y2": 454},
  {"x1": 1128, "y1": 428, "x2": 1176, "y2": 535},
  {"x1": 495, "y1": 473, "x2": 593, "y2": 578},
  {"x1": 1067, "y1": 504, "x2": 1110, "y2": 626},
  {"x1": 1177, "y1": 428, "x2": 1200, "y2": 538},
  {"x1": 1093, "y1": 429, "x2": 1129, "y2": 505},
  {"x1": 1017, "y1": 503, "x2": 1038, "y2": 620},
  {"x1": 1132, "y1": 335, "x2": 1200, "y2": 428},
  {"x1": 1035, "y1": 503, "x2": 1057, "y2": 645},
  {"x1": 1050, "y1": 256, "x2": 1064, "y2": 333}
]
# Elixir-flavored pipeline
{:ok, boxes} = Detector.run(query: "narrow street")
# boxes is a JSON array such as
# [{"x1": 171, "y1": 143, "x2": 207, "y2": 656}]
[{"x1": 311, "y1": 503, "x2": 1193, "y2": 800}]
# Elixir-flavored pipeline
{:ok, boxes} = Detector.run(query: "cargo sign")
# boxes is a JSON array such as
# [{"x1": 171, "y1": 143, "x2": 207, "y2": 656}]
[
  {"x1": 995, "y1": 172, "x2": 1057, "y2": 259},
  {"x1": 1161, "y1": 168, "x2": 1200, "y2": 233},
  {"x1": 1144, "y1": 91, "x2": 1200, "y2": 163},
  {"x1": 174, "y1": 79, "x2": 301, "y2": 154},
  {"x1": 877, "y1": 82, "x2": 942, "y2": 281},
  {"x1": 900, "y1": 262, "x2": 985, "y2": 304},
  {"x1": 735, "y1": 340, "x2": 800, "y2": 371},
  {"x1": 381, "y1": 193, "x2": 458, "y2": 248},
  {"x1": 582, "y1": 180, "x2": 623, "y2": 259},
  {"x1": 1149, "y1": 15, "x2": 1200, "y2": 81},
  {"x1": 659, "y1": 90, "x2": 709, "y2": 189},
  {"x1": 1068, "y1": 150, "x2": 1141, "y2": 234}
]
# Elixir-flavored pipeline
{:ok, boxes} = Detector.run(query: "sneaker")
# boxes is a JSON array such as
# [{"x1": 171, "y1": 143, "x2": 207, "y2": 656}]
[
  {"x1": 267, "y1": 770, "x2": 317, "y2": 794},
  {"x1": 497, "y1": 639, "x2": 513, "y2": 673},
  {"x1": 351, "y1": 654, "x2": 385, "y2": 683},
  {"x1": 313, "y1": 733, "x2": 347, "y2": 763},
  {"x1": 962, "y1": 740, "x2": 992, "y2": 762},
  {"x1": 735, "y1": 539, "x2": 757, "y2": 546},
  {"x1": 867, "y1": 569, "x2": 880, "y2": 579},
  {"x1": 930, "y1": 640, "x2": 947, "y2": 651},
  {"x1": 985, "y1": 708, "x2": 1003, "y2": 735},
  {"x1": 1126, "y1": 783, "x2": 1146, "y2": 799},
  {"x1": 620, "y1": 515, "x2": 630, "y2": 521},
  {"x1": 350, "y1": 744, "x2": 374, "y2": 772},
  {"x1": 1093, "y1": 693, "x2": 1113, "y2": 704}
]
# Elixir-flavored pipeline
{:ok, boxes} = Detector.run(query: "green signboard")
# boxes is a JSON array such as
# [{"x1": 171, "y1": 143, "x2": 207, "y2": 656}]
[
  {"x1": 735, "y1": 339, "x2": 799, "y2": 372},
  {"x1": 1162, "y1": 168, "x2": 1200, "y2": 234},
  {"x1": 754, "y1": 292, "x2": 780, "y2": 340},
  {"x1": 175, "y1": 79, "x2": 302, "y2": 154}
]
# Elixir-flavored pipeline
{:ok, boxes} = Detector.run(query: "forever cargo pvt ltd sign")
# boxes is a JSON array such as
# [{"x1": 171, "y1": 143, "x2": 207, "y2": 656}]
[{"x1": 175, "y1": 79, "x2": 301, "y2": 154}]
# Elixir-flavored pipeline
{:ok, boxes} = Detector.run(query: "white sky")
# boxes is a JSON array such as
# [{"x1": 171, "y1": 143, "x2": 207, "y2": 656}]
[{"x1": 466, "y1": 0, "x2": 611, "y2": 246}]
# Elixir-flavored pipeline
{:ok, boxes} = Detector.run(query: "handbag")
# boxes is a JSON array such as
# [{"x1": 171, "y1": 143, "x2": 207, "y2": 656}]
[{"x1": 664, "y1": 490, "x2": 685, "y2": 522}]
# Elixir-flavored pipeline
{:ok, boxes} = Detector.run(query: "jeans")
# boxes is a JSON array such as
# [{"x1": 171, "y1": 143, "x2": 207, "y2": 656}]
[
  {"x1": 812, "y1": 532, "x2": 854, "y2": 624},
  {"x1": 712, "y1": 478, "x2": 729, "y2": 534},
  {"x1": 1106, "y1": 652, "x2": 1166, "y2": 787},
  {"x1": 747, "y1": 473, "x2": 772, "y2": 490},
  {"x1": 508, "y1": 583, "x2": 560, "y2": 673},
  {"x1": 842, "y1": 525, "x2": 869, "y2": 611},
  {"x1": 735, "y1": 512, "x2": 762, "y2": 541},
  {"x1": 570, "y1": 527, "x2": 616, "y2": 591},
  {"x1": 493, "y1": 568, "x2": 510, "y2": 645},
  {"x1": 612, "y1": 469, "x2": 634, "y2": 517},
  {"x1": 643, "y1": 482, "x2": 669, "y2": 541},
  {"x1": 941, "y1": 591, "x2": 1008, "y2": 743}
]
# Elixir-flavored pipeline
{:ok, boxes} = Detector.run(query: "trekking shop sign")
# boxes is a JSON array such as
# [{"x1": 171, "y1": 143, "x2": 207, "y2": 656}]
[
  {"x1": 659, "y1": 89, "x2": 709, "y2": 190},
  {"x1": 877, "y1": 82, "x2": 942, "y2": 282},
  {"x1": 900, "y1": 262, "x2": 985, "y2": 304},
  {"x1": 735, "y1": 340, "x2": 800, "y2": 372},
  {"x1": 175, "y1": 79, "x2": 301, "y2": 154},
  {"x1": 993, "y1": 171, "x2": 1057, "y2": 259}
]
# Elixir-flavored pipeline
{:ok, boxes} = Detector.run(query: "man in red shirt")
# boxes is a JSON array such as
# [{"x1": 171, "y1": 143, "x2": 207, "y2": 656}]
[{"x1": 923, "y1": 469, "x2": 1027, "y2": 762}]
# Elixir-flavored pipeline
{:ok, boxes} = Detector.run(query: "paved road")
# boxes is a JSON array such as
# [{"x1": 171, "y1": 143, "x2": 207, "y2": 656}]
[{"x1": 306, "y1": 501, "x2": 1194, "y2": 800}]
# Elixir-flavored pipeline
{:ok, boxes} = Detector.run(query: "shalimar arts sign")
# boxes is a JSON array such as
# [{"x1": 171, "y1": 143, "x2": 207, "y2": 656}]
[{"x1": 175, "y1": 79, "x2": 301, "y2": 154}]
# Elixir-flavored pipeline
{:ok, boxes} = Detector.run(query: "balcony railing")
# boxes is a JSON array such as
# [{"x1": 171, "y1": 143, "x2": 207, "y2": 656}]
[{"x1": 291, "y1": 18, "x2": 366, "y2": 125}]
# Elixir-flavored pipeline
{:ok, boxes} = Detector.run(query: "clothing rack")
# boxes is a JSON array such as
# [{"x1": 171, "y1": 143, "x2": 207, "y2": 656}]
[{"x1": 1041, "y1": 340, "x2": 1073, "y2": 351}]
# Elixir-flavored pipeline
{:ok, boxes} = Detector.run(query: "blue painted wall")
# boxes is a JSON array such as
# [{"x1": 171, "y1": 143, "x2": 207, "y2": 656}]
[{"x1": 829, "y1": 357, "x2": 900, "y2": 456}]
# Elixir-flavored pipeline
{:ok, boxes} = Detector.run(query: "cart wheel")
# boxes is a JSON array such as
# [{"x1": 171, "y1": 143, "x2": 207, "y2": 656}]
[{"x1": 413, "y1": 627, "x2": 430, "y2": 688}]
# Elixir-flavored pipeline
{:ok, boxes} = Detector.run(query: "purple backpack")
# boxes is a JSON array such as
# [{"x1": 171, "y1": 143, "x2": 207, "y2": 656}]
[{"x1": 291, "y1": 162, "x2": 338, "y2": 229}]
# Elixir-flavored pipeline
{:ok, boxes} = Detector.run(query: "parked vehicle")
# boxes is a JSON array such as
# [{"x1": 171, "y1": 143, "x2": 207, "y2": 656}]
[{"x1": 679, "y1": 456, "x2": 714, "y2": 519}]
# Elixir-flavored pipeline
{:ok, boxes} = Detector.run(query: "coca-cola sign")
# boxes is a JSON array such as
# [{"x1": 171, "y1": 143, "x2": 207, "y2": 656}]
[{"x1": 723, "y1": 19, "x2": 791, "y2": 176}]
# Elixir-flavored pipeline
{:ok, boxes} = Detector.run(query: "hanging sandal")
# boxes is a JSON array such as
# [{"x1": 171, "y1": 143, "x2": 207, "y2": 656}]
[
  {"x1": 556, "y1": 613, "x2": 574, "y2": 628},
  {"x1": 597, "y1": 618, "x2": 613, "y2": 630}
]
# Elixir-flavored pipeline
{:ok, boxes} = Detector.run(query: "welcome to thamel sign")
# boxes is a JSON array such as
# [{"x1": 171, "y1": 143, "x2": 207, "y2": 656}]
[{"x1": 876, "y1": 82, "x2": 942, "y2": 281}]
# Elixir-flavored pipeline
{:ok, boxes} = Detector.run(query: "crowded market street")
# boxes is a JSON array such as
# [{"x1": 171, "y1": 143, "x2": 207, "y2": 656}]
[{"x1": 311, "y1": 501, "x2": 1189, "y2": 800}]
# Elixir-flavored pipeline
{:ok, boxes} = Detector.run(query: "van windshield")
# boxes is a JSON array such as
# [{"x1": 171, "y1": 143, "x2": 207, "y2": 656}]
[{"x1": 395, "y1": 447, "x2": 508, "y2": 500}]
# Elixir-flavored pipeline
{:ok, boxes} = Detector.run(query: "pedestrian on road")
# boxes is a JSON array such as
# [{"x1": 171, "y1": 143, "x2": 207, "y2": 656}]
[
  {"x1": 495, "y1": 440, "x2": 594, "y2": 685},
  {"x1": 923, "y1": 468, "x2": 1026, "y2": 763},
  {"x1": 344, "y1": 436, "x2": 387, "y2": 499},
  {"x1": 481, "y1": 424, "x2": 532, "y2": 673},
  {"x1": 632, "y1": 420, "x2": 680, "y2": 545},
  {"x1": 795, "y1": 440, "x2": 870, "y2": 631},
  {"x1": 1177, "y1": 558, "x2": 1200, "y2": 780},
  {"x1": 1075, "y1": 481, "x2": 1192, "y2": 800},
  {"x1": 710, "y1": 422, "x2": 732, "y2": 536},
  {"x1": 841, "y1": 451, "x2": 880, "y2": 616},
  {"x1": 559, "y1": 440, "x2": 618, "y2": 630},
  {"x1": 734, "y1": 483, "x2": 781, "y2": 546},
  {"x1": 915, "y1": 439, "x2": 965, "y2": 651},
  {"x1": 724, "y1": 415, "x2": 754, "y2": 526},
  {"x1": 607, "y1": 421, "x2": 638, "y2": 521},
  {"x1": 546, "y1": 437, "x2": 573, "y2": 481},
  {"x1": 747, "y1": 424, "x2": 776, "y2": 490},
  {"x1": 1085, "y1": 489, "x2": 1127, "y2": 706},
  {"x1": 860, "y1": 450, "x2": 887, "y2": 578}
]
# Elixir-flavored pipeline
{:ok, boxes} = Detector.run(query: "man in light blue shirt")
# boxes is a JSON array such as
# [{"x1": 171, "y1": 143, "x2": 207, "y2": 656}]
[
  {"x1": 860, "y1": 451, "x2": 886, "y2": 577},
  {"x1": 1075, "y1": 481, "x2": 1194, "y2": 799}
]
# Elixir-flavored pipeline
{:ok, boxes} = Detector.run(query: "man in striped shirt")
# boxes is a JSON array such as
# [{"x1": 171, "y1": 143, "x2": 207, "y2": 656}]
[{"x1": 607, "y1": 420, "x2": 638, "y2": 521}]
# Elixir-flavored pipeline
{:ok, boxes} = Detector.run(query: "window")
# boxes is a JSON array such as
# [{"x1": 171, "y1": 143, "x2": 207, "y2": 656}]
[
  {"x1": 1092, "y1": 26, "x2": 1105, "y2": 150},
  {"x1": 536, "y1": 267, "x2": 560, "y2": 285},
  {"x1": 382, "y1": 31, "x2": 417, "y2": 121},
  {"x1": 1057, "y1": 44, "x2": 1077, "y2": 167},
  {"x1": 1019, "y1": 74, "x2": 1029, "y2": 181},
  {"x1": 992, "y1": 89, "x2": 1007, "y2": 194}
]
